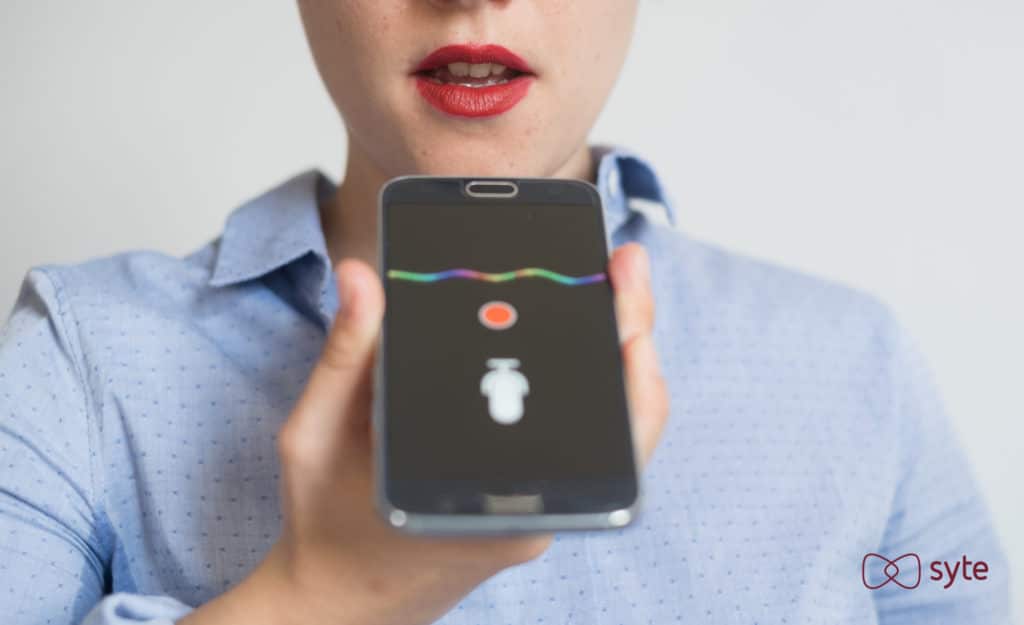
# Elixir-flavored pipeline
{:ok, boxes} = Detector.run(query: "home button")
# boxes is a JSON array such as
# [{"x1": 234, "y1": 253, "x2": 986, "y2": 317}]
[{"x1": 482, "y1": 493, "x2": 543, "y2": 515}]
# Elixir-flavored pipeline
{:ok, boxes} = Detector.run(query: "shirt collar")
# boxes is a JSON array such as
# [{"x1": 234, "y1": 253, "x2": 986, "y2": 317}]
[
  {"x1": 208, "y1": 147, "x2": 675, "y2": 323},
  {"x1": 209, "y1": 170, "x2": 334, "y2": 288},
  {"x1": 593, "y1": 144, "x2": 676, "y2": 232}
]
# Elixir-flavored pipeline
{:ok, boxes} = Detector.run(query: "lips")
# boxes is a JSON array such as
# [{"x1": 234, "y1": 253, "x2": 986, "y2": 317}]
[{"x1": 412, "y1": 44, "x2": 536, "y2": 119}]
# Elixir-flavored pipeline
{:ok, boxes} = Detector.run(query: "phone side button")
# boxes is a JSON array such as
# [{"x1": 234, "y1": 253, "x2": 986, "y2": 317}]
[{"x1": 482, "y1": 493, "x2": 544, "y2": 515}]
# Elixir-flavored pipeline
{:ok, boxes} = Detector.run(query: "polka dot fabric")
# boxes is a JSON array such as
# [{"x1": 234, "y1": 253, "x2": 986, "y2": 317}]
[{"x1": 0, "y1": 148, "x2": 1011, "y2": 624}]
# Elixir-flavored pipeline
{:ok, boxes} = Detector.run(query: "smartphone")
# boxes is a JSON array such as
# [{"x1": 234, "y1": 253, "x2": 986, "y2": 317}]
[{"x1": 373, "y1": 176, "x2": 640, "y2": 535}]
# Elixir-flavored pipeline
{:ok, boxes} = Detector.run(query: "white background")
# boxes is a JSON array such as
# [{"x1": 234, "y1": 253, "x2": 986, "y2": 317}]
[{"x1": 2, "y1": 0, "x2": 1022, "y2": 613}]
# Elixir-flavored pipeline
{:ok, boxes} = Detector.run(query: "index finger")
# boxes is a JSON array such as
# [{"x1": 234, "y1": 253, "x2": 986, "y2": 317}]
[{"x1": 608, "y1": 243, "x2": 669, "y2": 466}]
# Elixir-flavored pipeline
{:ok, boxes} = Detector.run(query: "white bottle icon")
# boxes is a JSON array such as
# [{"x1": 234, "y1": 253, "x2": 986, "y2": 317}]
[{"x1": 480, "y1": 358, "x2": 530, "y2": 425}]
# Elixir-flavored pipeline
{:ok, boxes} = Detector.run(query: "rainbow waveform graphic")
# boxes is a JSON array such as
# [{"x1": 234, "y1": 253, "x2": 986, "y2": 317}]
[{"x1": 387, "y1": 267, "x2": 606, "y2": 286}]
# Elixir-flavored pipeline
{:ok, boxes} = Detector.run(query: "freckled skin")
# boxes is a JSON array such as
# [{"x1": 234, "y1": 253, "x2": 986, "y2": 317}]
[{"x1": 296, "y1": 0, "x2": 639, "y2": 179}]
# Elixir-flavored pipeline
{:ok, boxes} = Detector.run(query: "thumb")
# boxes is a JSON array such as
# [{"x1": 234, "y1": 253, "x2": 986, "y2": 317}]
[{"x1": 287, "y1": 259, "x2": 385, "y2": 454}]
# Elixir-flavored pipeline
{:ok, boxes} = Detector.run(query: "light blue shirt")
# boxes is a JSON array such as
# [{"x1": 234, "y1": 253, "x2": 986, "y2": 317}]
[{"x1": 0, "y1": 147, "x2": 1011, "y2": 624}]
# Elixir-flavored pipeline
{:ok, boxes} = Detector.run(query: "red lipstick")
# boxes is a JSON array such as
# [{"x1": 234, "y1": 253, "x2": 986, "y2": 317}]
[{"x1": 412, "y1": 44, "x2": 536, "y2": 119}]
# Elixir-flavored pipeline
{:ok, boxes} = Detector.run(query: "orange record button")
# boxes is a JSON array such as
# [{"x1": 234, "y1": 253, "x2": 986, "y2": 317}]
[{"x1": 478, "y1": 301, "x2": 518, "y2": 330}]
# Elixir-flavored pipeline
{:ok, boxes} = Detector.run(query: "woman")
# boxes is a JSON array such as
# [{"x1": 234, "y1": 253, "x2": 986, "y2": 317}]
[{"x1": 0, "y1": 1, "x2": 1009, "y2": 624}]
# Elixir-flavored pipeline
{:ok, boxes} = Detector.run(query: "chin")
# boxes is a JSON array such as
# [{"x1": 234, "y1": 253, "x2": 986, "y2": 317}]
[
  {"x1": 389, "y1": 108, "x2": 553, "y2": 176},
  {"x1": 406, "y1": 143, "x2": 544, "y2": 178}
]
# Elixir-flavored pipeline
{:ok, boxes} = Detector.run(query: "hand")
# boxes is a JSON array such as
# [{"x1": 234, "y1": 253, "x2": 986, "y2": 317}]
[{"x1": 180, "y1": 242, "x2": 668, "y2": 625}]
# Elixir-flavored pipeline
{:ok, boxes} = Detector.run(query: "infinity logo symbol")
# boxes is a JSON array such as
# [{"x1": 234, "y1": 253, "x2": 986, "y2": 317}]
[{"x1": 862, "y1": 553, "x2": 922, "y2": 590}]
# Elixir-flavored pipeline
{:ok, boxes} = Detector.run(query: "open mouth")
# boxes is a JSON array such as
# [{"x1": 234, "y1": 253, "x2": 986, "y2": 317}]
[
  {"x1": 418, "y1": 62, "x2": 527, "y2": 89},
  {"x1": 412, "y1": 44, "x2": 536, "y2": 118}
]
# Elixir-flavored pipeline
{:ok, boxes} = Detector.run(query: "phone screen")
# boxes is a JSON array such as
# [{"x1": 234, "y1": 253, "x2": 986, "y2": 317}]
[{"x1": 382, "y1": 198, "x2": 636, "y2": 514}]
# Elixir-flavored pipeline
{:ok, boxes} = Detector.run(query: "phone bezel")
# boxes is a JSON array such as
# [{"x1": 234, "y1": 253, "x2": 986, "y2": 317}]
[{"x1": 372, "y1": 176, "x2": 643, "y2": 535}]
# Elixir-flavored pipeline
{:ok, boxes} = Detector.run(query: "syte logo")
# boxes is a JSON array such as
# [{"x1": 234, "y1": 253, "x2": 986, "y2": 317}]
[{"x1": 862, "y1": 553, "x2": 990, "y2": 590}]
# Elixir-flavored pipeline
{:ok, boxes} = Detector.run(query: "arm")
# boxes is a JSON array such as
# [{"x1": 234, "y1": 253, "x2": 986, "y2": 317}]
[
  {"x1": 0, "y1": 269, "x2": 193, "y2": 624},
  {"x1": 872, "y1": 319, "x2": 1012, "y2": 624}
]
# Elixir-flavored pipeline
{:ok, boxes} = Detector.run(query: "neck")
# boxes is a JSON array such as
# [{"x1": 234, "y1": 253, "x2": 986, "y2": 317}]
[{"x1": 320, "y1": 141, "x2": 597, "y2": 270}]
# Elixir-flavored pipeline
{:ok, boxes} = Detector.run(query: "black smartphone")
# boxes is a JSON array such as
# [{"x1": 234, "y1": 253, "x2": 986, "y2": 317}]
[{"x1": 373, "y1": 176, "x2": 640, "y2": 535}]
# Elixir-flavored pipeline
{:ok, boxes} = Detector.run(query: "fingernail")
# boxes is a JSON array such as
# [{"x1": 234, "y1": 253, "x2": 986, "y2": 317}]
[
  {"x1": 337, "y1": 268, "x2": 358, "y2": 320},
  {"x1": 633, "y1": 248, "x2": 650, "y2": 287}
]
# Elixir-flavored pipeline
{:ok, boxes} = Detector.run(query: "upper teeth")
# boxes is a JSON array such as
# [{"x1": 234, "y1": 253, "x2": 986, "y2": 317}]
[{"x1": 447, "y1": 63, "x2": 507, "y2": 78}]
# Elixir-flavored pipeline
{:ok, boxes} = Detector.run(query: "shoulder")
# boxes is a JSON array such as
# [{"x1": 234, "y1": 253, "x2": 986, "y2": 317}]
[
  {"x1": 1, "y1": 245, "x2": 224, "y2": 477},
  {"x1": 644, "y1": 222, "x2": 897, "y2": 336},
  {"x1": 639, "y1": 222, "x2": 908, "y2": 404},
  {"x1": 5, "y1": 242, "x2": 223, "y2": 380},
  {"x1": 28, "y1": 242, "x2": 219, "y2": 312}
]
